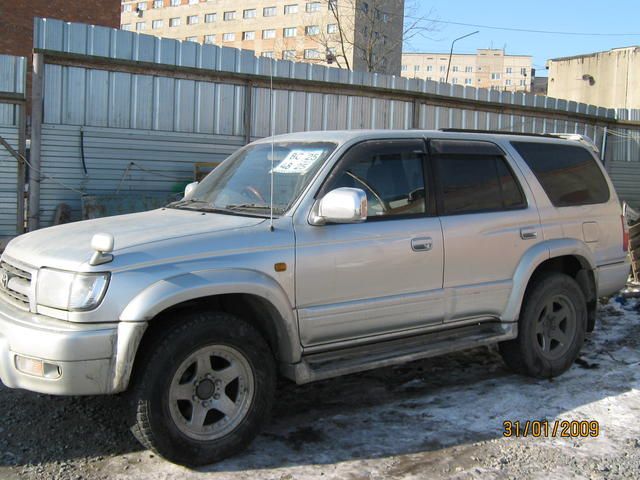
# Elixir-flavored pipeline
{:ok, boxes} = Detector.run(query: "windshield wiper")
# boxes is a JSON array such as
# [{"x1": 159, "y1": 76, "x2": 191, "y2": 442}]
[{"x1": 224, "y1": 203, "x2": 271, "y2": 210}]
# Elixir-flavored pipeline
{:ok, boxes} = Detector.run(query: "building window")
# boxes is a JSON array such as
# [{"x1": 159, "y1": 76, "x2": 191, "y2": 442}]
[
  {"x1": 205, "y1": 13, "x2": 216, "y2": 22},
  {"x1": 401, "y1": 65, "x2": 407, "y2": 71},
  {"x1": 304, "y1": 49, "x2": 320, "y2": 59},
  {"x1": 262, "y1": 51, "x2": 274, "y2": 58},
  {"x1": 520, "y1": 79, "x2": 526, "y2": 86},
  {"x1": 464, "y1": 78, "x2": 472, "y2": 85},
  {"x1": 283, "y1": 50, "x2": 296, "y2": 60},
  {"x1": 189, "y1": 0, "x2": 198, "y2": 4},
  {"x1": 413, "y1": 65, "x2": 420, "y2": 72},
  {"x1": 439, "y1": 77, "x2": 445, "y2": 82},
  {"x1": 506, "y1": 67, "x2": 512, "y2": 74},
  {"x1": 243, "y1": 9, "x2": 256, "y2": 19},
  {"x1": 222, "y1": 32, "x2": 235, "y2": 42},
  {"x1": 185, "y1": 36, "x2": 197, "y2": 42},
  {"x1": 262, "y1": 29, "x2": 276, "y2": 39},
  {"x1": 491, "y1": 73, "x2": 501, "y2": 80},
  {"x1": 521, "y1": 68, "x2": 527, "y2": 75},
  {"x1": 284, "y1": 4, "x2": 298, "y2": 14},
  {"x1": 223, "y1": 11, "x2": 236, "y2": 21},
  {"x1": 152, "y1": 19, "x2": 163, "y2": 28},
  {"x1": 465, "y1": 66, "x2": 472, "y2": 73},
  {"x1": 137, "y1": 2, "x2": 147, "y2": 11},
  {"x1": 153, "y1": 0, "x2": 162, "y2": 8},
  {"x1": 327, "y1": 23, "x2": 338, "y2": 33},
  {"x1": 306, "y1": 2, "x2": 321, "y2": 12},
  {"x1": 136, "y1": 22, "x2": 146, "y2": 31},
  {"x1": 426, "y1": 76, "x2": 432, "y2": 81},
  {"x1": 283, "y1": 27, "x2": 297, "y2": 37},
  {"x1": 426, "y1": 65, "x2": 433, "y2": 72},
  {"x1": 204, "y1": 34, "x2": 216, "y2": 44},
  {"x1": 439, "y1": 65, "x2": 446, "y2": 72},
  {"x1": 121, "y1": 23, "x2": 132, "y2": 31},
  {"x1": 263, "y1": 6, "x2": 277, "y2": 17},
  {"x1": 123, "y1": 4, "x2": 132, "y2": 12},
  {"x1": 187, "y1": 15, "x2": 199, "y2": 24},
  {"x1": 170, "y1": 0, "x2": 180, "y2": 6},
  {"x1": 169, "y1": 17, "x2": 180, "y2": 27},
  {"x1": 452, "y1": 77, "x2": 458, "y2": 84},
  {"x1": 242, "y1": 31, "x2": 255, "y2": 40},
  {"x1": 452, "y1": 66, "x2": 459, "y2": 72},
  {"x1": 305, "y1": 25, "x2": 320, "y2": 36},
  {"x1": 505, "y1": 79, "x2": 512, "y2": 86}
]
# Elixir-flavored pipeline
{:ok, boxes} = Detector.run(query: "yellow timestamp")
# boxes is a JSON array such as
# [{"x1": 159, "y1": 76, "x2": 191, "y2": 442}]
[{"x1": 503, "y1": 420, "x2": 600, "y2": 438}]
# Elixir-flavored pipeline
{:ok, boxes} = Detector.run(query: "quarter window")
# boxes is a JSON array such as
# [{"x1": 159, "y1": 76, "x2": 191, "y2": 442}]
[
  {"x1": 435, "y1": 155, "x2": 526, "y2": 215},
  {"x1": 511, "y1": 142, "x2": 610, "y2": 206},
  {"x1": 323, "y1": 140, "x2": 428, "y2": 219}
]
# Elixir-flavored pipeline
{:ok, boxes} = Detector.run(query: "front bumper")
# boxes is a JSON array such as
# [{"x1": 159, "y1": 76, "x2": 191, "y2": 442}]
[{"x1": 0, "y1": 300, "x2": 145, "y2": 395}]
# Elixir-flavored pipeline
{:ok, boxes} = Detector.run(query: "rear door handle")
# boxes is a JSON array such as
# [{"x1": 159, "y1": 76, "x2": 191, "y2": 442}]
[
  {"x1": 520, "y1": 228, "x2": 538, "y2": 240},
  {"x1": 411, "y1": 237, "x2": 433, "y2": 252}
]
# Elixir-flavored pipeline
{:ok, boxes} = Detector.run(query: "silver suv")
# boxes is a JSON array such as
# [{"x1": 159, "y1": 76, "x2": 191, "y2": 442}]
[{"x1": 0, "y1": 130, "x2": 629, "y2": 465}]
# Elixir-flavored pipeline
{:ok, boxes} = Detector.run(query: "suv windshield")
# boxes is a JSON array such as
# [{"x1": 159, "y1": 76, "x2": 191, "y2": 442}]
[{"x1": 169, "y1": 141, "x2": 336, "y2": 216}]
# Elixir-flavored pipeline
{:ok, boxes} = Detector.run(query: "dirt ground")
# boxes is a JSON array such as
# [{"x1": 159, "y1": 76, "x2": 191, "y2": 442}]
[{"x1": 1, "y1": 297, "x2": 639, "y2": 480}]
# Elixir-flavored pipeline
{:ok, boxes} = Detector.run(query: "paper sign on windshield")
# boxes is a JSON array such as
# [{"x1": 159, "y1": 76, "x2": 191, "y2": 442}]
[{"x1": 272, "y1": 150, "x2": 324, "y2": 174}]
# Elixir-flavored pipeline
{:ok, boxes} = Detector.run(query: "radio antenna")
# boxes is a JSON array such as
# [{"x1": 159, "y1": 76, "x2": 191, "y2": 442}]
[{"x1": 268, "y1": 56, "x2": 275, "y2": 232}]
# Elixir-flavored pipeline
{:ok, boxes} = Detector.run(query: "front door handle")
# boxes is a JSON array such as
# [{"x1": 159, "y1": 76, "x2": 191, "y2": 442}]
[
  {"x1": 520, "y1": 228, "x2": 538, "y2": 240},
  {"x1": 411, "y1": 237, "x2": 433, "y2": 252}
]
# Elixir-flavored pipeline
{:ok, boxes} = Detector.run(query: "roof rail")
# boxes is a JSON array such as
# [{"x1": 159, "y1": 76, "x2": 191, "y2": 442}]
[{"x1": 439, "y1": 129, "x2": 599, "y2": 152}]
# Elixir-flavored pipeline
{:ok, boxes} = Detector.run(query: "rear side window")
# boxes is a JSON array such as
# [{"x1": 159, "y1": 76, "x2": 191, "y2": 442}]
[
  {"x1": 435, "y1": 155, "x2": 526, "y2": 215},
  {"x1": 511, "y1": 142, "x2": 610, "y2": 207}
]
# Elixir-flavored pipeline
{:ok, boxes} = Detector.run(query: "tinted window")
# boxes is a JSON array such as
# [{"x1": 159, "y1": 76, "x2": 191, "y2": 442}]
[
  {"x1": 435, "y1": 155, "x2": 526, "y2": 215},
  {"x1": 324, "y1": 140, "x2": 428, "y2": 219},
  {"x1": 512, "y1": 142, "x2": 610, "y2": 206}
]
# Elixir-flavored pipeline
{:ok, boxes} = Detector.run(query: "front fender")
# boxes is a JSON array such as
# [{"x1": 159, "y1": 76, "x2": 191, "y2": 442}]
[
  {"x1": 502, "y1": 238, "x2": 596, "y2": 322},
  {"x1": 119, "y1": 268, "x2": 300, "y2": 363}
]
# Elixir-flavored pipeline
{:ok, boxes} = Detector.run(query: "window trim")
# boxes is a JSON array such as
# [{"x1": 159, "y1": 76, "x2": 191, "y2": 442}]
[
  {"x1": 315, "y1": 138, "x2": 436, "y2": 223},
  {"x1": 429, "y1": 139, "x2": 528, "y2": 217}
]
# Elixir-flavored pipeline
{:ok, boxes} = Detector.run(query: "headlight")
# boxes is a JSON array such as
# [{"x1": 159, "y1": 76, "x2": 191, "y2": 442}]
[{"x1": 36, "y1": 268, "x2": 110, "y2": 311}]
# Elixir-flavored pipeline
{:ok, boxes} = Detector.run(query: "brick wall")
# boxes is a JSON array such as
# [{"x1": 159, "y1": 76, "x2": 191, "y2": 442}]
[{"x1": 0, "y1": 0, "x2": 120, "y2": 112}]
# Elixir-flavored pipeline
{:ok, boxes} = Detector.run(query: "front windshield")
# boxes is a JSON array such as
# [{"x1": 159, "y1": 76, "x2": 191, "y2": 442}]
[{"x1": 171, "y1": 141, "x2": 336, "y2": 216}]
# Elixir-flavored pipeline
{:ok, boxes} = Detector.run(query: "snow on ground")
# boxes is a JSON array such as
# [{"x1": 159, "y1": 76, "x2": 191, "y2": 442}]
[{"x1": 1, "y1": 297, "x2": 639, "y2": 479}]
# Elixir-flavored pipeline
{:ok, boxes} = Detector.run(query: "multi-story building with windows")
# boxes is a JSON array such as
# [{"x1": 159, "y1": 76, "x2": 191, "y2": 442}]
[
  {"x1": 401, "y1": 49, "x2": 533, "y2": 92},
  {"x1": 120, "y1": 0, "x2": 404, "y2": 75}
]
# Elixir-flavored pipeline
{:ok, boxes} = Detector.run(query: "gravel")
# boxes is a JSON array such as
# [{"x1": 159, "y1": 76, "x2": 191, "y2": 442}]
[{"x1": 1, "y1": 296, "x2": 639, "y2": 480}]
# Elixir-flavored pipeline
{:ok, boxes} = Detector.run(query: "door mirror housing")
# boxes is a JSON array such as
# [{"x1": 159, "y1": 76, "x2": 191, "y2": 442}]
[
  {"x1": 183, "y1": 181, "x2": 199, "y2": 200},
  {"x1": 311, "y1": 187, "x2": 367, "y2": 225}
]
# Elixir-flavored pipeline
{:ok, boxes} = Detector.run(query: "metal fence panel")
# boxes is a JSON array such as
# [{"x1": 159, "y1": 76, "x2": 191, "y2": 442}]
[{"x1": 0, "y1": 127, "x2": 19, "y2": 236}]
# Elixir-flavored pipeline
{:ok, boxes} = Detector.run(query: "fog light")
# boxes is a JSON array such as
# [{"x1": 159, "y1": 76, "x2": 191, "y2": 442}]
[{"x1": 14, "y1": 355, "x2": 61, "y2": 379}]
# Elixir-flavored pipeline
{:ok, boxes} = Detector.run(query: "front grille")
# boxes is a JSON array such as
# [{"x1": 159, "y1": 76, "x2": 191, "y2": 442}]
[{"x1": 0, "y1": 260, "x2": 32, "y2": 311}]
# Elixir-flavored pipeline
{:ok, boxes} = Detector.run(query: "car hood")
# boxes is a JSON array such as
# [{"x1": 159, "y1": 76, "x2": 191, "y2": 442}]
[{"x1": 3, "y1": 208, "x2": 265, "y2": 271}]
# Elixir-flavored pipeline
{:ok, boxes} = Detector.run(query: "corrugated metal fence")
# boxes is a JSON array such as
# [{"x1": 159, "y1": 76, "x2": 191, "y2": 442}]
[
  {"x1": 0, "y1": 54, "x2": 26, "y2": 237},
  {"x1": 28, "y1": 17, "x2": 640, "y2": 228}
]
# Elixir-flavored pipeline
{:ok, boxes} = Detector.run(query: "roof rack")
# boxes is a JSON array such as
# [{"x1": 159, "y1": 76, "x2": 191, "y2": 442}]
[{"x1": 438, "y1": 129, "x2": 599, "y2": 152}]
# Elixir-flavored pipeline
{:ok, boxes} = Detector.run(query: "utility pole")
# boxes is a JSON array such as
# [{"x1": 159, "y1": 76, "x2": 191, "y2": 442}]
[{"x1": 446, "y1": 31, "x2": 479, "y2": 84}]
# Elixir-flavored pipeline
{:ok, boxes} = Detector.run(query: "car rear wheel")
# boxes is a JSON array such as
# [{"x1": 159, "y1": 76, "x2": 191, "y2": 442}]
[
  {"x1": 499, "y1": 272, "x2": 587, "y2": 378},
  {"x1": 129, "y1": 311, "x2": 276, "y2": 466}
]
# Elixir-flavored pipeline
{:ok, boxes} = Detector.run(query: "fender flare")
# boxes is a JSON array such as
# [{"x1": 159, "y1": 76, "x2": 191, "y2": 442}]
[
  {"x1": 119, "y1": 268, "x2": 300, "y2": 363},
  {"x1": 502, "y1": 238, "x2": 596, "y2": 322}
]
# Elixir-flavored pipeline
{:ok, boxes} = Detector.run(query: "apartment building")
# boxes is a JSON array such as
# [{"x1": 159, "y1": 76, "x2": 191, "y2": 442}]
[
  {"x1": 401, "y1": 49, "x2": 533, "y2": 92},
  {"x1": 120, "y1": 0, "x2": 404, "y2": 75},
  {"x1": 547, "y1": 46, "x2": 640, "y2": 109}
]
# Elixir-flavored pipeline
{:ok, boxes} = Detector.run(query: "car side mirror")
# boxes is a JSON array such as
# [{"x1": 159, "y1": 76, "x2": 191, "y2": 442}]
[
  {"x1": 310, "y1": 187, "x2": 367, "y2": 225},
  {"x1": 183, "y1": 181, "x2": 199, "y2": 201}
]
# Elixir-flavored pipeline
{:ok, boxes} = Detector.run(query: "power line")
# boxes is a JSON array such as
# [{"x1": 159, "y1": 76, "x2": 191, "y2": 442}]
[{"x1": 411, "y1": 17, "x2": 640, "y2": 37}]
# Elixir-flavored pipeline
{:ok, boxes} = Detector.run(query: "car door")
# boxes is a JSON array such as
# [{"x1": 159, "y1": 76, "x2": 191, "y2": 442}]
[
  {"x1": 295, "y1": 138, "x2": 445, "y2": 347},
  {"x1": 430, "y1": 139, "x2": 542, "y2": 322}
]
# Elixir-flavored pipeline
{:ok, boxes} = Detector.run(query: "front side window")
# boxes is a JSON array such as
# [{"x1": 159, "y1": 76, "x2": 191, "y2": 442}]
[
  {"x1": 179, "y1": 142, "x2": 336, "y2": 216},
  {"x1": 323, "y1": 140, "x2": 428, "y2": 219},
  {"x1": 511, "y1": 142, "x2": 610, "y2": 206},
  {"x1": 435, "y1": 154, "x2": 526, "y2": 215}
]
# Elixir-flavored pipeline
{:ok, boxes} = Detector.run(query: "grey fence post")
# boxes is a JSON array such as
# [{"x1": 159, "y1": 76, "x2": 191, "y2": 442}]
[{"x1": 28, "y1": 53, "x2": 43, "y2": 231}]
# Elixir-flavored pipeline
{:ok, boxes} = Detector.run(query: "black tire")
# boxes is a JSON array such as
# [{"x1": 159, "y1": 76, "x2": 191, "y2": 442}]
[
  {"x1": 499, "y1": 272, "x2": 587, "y2": 378},
  {"x1": 129, "y1": 311, "x2": 276, "y2": 466}
]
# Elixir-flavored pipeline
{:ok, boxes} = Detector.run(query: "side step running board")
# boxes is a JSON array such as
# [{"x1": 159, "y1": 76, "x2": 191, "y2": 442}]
[{"x1": 284, "y1": 322, "x2": 517, "y2": 384}]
